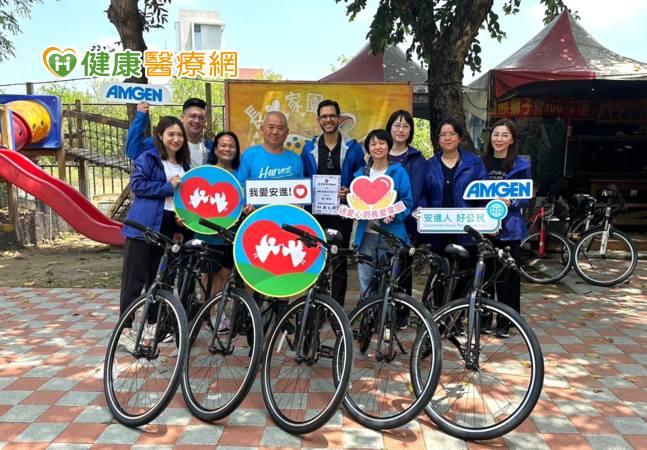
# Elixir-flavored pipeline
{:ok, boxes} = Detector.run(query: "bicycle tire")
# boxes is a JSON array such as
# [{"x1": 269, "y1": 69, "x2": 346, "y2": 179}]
[
  {"x1": 413, "y1": 297, "x2": 544, "y2": 441},
  {"x1": 181, "y1": 288, "x2": 262, "y2": 421},
  {"x1": 520, "y1": 231, "x2": 573, "y2": 284},
  {"x1": 573, "y1": 228, "x2": 637, "y2": 287},
  {"x1": 104, "y1": 290, "x2": 188, "y2": 427},
  {"x1": 340, "y1": 293, "x2": 441, "y2": 430},
  {"x1": 261, "y1": 294, "x2": 352, "y2": 434}
]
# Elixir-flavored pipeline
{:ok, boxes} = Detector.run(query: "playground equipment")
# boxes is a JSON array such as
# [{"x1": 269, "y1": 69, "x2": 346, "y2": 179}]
[{"x1": 0, "y1": 95, "x2": 124, "y2": 245}]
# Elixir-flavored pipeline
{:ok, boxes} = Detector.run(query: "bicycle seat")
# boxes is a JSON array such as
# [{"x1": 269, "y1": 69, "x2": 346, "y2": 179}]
[
  {"x1": 183, "y1": 239, "x2": 206, "y2": 250},
  {"x1": 444, "y1": 244, "x2": 470, "y2": 259}
]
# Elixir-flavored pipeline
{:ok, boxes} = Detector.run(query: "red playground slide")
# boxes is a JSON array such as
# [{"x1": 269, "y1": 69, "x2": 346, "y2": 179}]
[{"x1": 0, "y1": 149, "x2": 125, "y2": 245}]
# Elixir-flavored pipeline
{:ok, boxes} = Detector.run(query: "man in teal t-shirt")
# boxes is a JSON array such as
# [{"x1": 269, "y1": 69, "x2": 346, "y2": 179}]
[{"x1": 238, "y1": 111, "x2": 303, "y2": 196}]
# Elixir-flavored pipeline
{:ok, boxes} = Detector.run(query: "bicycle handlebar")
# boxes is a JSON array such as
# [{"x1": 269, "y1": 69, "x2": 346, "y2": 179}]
[
  {"x1": 368, "y1": 223, "x2": 412, "y2": 254},
  {"x1": 463, "y1": 225, "x2": 485, "y2": 244},
  {"x1": 125, "y1": 220, "x2": 175, "y2": 248},
  {"x1": 198, "y1": 218, "x2": 236, "y2": 243},
  {"x1": 281, "y1": 224, "x2": 327, "y2": 249}
]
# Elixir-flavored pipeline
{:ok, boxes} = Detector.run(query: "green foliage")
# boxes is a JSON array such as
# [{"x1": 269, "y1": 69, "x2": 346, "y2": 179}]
[
  {"x1": 335, "y1": 0, "x2": 574, "y2": 74},
  {"x1": 412, "y1": 118, "x2": 433, "y2": 158},
  {"x1": 330, "y1": 54, "x2": 351, "y2": 72},
  {"x1": 0, "y1": 0, "x2": 44, "y2": 62}
]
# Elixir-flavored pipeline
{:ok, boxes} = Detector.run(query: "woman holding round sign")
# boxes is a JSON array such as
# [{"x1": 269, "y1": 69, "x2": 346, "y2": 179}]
[
  {"x1": 120, "y1": 116, "x2": 191, "y2": 325},
  {"x1": 351, "y1": 128, "x2": 413, "y2": 298},
  {"x1": 418, "y1": 118, "x2": 488, "y2": 304},
  {"x1": 482, "y1": 119, "x2": 531, "y2": 338},
  {"x1": 176, "y1": 131, "x2": 243, "y2": 312}
]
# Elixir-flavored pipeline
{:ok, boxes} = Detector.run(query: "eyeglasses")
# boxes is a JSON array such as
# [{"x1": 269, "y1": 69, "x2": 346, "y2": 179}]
[
  {"x1": 326, "y1": 151, "x2": 334, "y2": 170},
  {"x1": 392, "y1": 123, "x2": 411, "y2": 130},
  {"x1": 319, "y1": 114, "x2": 339, "y2": 121},
  {"x1": 184, "y1": 113, "x2": 206, "y2": 122},
  {"x1": 439, "y1": 132, "x2": 458, "y2": 138}
]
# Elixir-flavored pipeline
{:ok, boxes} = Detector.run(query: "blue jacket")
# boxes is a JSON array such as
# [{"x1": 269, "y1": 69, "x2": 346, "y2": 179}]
[
  {"x1": 419, "y1": 149, "x2": 488, "y2": 247},
  {"x1": 123, "y1": 148, "x2": 189, "y2": 239},
  {"x1": 301, "y1": 134, "x2": 365, "y2": 188},
  {"x1": 492, "y1": 157, "x2": 532, "y2": 241},
  {"x1": 125, "y1": 111, "x2": 212, "y2": 163},
  {"x1": 353, "y1": 163, "x2": 413, "y2": 247},
  {"x1": 391, "y1": 146, "x2": 426, "y2": 240}
]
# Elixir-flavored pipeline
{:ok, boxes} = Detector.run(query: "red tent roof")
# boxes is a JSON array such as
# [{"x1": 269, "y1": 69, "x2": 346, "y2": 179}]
[
  {"x1": 320, "y1": 43, "x2": 427, "y2": 83},
  {"x1": 471, "y1": 11, "x2": 647, "y2": 98}
]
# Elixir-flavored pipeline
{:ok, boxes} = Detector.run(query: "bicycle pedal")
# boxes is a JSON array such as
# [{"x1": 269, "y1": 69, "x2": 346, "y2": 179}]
[{"x1": 319, "y1": 345, "x2": 334, "y2": 358}]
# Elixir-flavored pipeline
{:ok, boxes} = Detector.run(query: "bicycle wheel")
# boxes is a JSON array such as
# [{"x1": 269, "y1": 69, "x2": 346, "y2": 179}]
[
  {"x1": 181, "y1": 288, "x2": 262, "y2": 421},
  {"x1": 520, "y1": 231, "x2": 572, "y2": 283},
  {"x1": 573, "y1": 228, "x2": 637, "y2": 286},
  {"x1": 340, "y1": 293, "x2": 441, "y2": 430},
  {"x1": 104, "y1": 290, "x2": 188, "y2": 427},
  {"x1": 261, "y1": 294, "x2": 352, "y2": 434},
  {"x1": 413, "y1": 297, "x2": 544, "y2": 441}
]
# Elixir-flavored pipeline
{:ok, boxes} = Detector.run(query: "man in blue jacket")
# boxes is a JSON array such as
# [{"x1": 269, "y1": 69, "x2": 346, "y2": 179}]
[
  {"x1": 301, "y1": 99, "x2": 365, "y2": 306},
  {"x1": 125, "y1": 98, "x2": 212, "y2": 167}
]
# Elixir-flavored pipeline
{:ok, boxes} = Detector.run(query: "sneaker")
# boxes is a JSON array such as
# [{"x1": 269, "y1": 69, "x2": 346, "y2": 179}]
[
  {"x1": 495, "y1": 327, "x2": 510, "y2": 339},
  {"x1": 396, "y1": 316, "x2": 409, "y2": 331},
  {"x1": 118, "y1": 329, "x2": 136, "y2": 353},
  {"x1": 383, "y1": 327, "x2": 391, "y2": 342},
  {"x1": 217, "y1": 317, "x2": 231, "y2": 335},
  {"x1": 481, "y1": 314, "x2": 493, "y2": 335}
]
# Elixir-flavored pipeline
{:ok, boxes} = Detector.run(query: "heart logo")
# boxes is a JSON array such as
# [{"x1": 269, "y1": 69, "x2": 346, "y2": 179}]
[
  {"x1": 42, "y1": 46, "x2": 78, "y2": 78},
  {"x1": 242, "y1": 220, "x2": 320, "y2": 275},
  {"x1": 179, "y1": 178, "x2": 240, "y2": 218},
  {"x1": 350, "y1": 175, "x2": 394, "y2": 206},
  {"x1": 294, "y1": 184, "x2": 308, "y2": 199}
]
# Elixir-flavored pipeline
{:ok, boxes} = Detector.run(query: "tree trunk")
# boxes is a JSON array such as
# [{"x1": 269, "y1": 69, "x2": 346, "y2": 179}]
[
  {"x1": 426, "y1": 59, "x2": 476, "y2": 153},
  {"x1": 107, "y1": 0, "x2": 148, "y2": 122}
]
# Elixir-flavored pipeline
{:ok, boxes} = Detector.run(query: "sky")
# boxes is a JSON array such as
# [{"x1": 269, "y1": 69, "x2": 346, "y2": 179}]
[{"x1": 0, "y1": 0, "x2": 646, "y2": 94}]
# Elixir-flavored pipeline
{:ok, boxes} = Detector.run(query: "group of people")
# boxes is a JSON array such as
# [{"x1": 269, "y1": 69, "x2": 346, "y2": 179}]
[{"x1": 120, "y1": 96, "x2": 530, "y2": 339}]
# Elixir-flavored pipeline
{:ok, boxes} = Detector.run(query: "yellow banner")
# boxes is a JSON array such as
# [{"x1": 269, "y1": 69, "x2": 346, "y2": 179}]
[{"x1": 225, "y1": 81, "x2": 412, "y2": 153}]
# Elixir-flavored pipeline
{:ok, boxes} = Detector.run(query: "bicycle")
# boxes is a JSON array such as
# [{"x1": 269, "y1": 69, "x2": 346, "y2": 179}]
[
  {"x1": 519, "y1": 196, "x2": 573, "y2": 283},
  {"x1": 261, "y1": 224, "x2": 354, "y2": 434},
  {"x1": 338, "y1": 223, "x2": 442, "y2": 430},
  {"x1": 572, "y1": 190, "x2": 638, "y2": 286},
  {"x1": 103, "y1": 220, "x2": 190, "y2": 427},
  {"x1": 412, "y1": 225, "x2": 544, "y2": 441},
  {"x1": 180, "y1": 218, "x2": 263, "y2": 422}
]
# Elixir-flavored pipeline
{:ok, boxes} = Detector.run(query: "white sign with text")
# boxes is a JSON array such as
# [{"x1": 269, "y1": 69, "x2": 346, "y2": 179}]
[{"x1": 245, "y1": 179, "x2": 312, "y2": 205}]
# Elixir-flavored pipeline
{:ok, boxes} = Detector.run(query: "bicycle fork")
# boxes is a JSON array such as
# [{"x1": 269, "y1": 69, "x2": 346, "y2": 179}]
[{"x1": 464, "y1": 257, "x2": 486, "y2": 370}]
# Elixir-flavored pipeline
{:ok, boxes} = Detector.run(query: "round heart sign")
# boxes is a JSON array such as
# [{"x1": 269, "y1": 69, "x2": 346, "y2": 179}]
[
  {"x1": 174, "y1": 166, "x2": 244, "y2": 233},
  {"x1": 234, "y1": 204, "x2": 326, "y2": 298}
]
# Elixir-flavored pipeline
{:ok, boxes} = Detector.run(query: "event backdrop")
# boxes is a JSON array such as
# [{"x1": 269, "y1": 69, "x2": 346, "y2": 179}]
[{"x1": 225, "y1": 81, "x2": 412, "y2": 153}]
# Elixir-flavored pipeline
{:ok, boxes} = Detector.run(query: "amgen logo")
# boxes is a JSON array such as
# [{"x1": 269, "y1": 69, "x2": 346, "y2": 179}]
[
  {"x1": 463, "y1": 179, "x2": 533, "y2": 200},
  {"x1": 100, "y1": 82, "x2": 171, "y2": 105}
]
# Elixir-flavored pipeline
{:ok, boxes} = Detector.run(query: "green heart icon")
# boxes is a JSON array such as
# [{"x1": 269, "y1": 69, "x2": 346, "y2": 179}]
[{"x1": 47, "y1": 53, "x2": 77, "y2": 77}]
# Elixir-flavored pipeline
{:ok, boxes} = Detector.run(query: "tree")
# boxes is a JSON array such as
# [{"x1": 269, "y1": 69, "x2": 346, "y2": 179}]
[
  {"x1": 0, "y1": 0, "x2": 44, "y2": 62},
  {"x1": 336, "y1": 0, "x2": 573, "y2": 150},
  {"x1": 106, "y1": 0, "x2": 171, "y2": 119}
]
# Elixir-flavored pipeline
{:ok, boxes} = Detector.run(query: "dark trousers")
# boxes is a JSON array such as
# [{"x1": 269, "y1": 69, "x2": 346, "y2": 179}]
[
  {"x1": 485, "y1": 239, "x2": 521, "y2": 330},
  {"x1": 314, "y1": 214, "x2": 353, "y2": 307},
  {"x1": 119, "y1": 210, "x2": 184, "y2": 322}
]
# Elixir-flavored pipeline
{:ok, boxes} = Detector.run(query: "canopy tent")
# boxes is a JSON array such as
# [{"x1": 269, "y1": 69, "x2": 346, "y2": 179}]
[
  {"x1": 320, "y1": 43, "x2": 427, "y2": 83},
  {"x1": 467, "y1": 10, "x2": 647, "y2": 117}
]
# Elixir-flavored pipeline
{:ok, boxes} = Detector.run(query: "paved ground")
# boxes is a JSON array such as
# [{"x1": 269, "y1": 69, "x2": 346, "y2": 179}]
[{"x1": 1, "y1": 263, "x2": 647, "y2": 449}]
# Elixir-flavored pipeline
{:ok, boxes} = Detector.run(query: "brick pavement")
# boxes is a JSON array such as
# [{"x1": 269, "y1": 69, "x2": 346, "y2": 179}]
[{"x1": 1, "y1": 262, "x2": 646, "y2": 449}]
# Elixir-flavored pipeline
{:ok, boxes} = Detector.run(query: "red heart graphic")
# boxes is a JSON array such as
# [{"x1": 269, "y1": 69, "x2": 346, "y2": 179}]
[
  {"x1": 242, "y1": 220, "x2": 320, "y2": 275},
  {"x1": 350, "y1": 175, "x2": 393, "y2": 205},
  {"x1": 179, "y1": 177, "x2": 240, "y2": 218}
]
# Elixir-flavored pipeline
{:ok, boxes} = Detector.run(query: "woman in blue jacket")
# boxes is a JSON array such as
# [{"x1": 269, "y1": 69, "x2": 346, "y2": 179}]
[
  {"x1": 193, "y1": 131, "x2": 242, "y2": 332},
  {"x1": 419, "y1": 118, "x2": 488, "y2": 304},
  {"x1": 353, "y1": 129, "x2": 413, "y2": 298},
  {"x1": 120, "y1": 116, "x2": 191, "y2": 327},
  {"x1": 482, "y1": 119, "x2": 531, "y2": 338}
]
